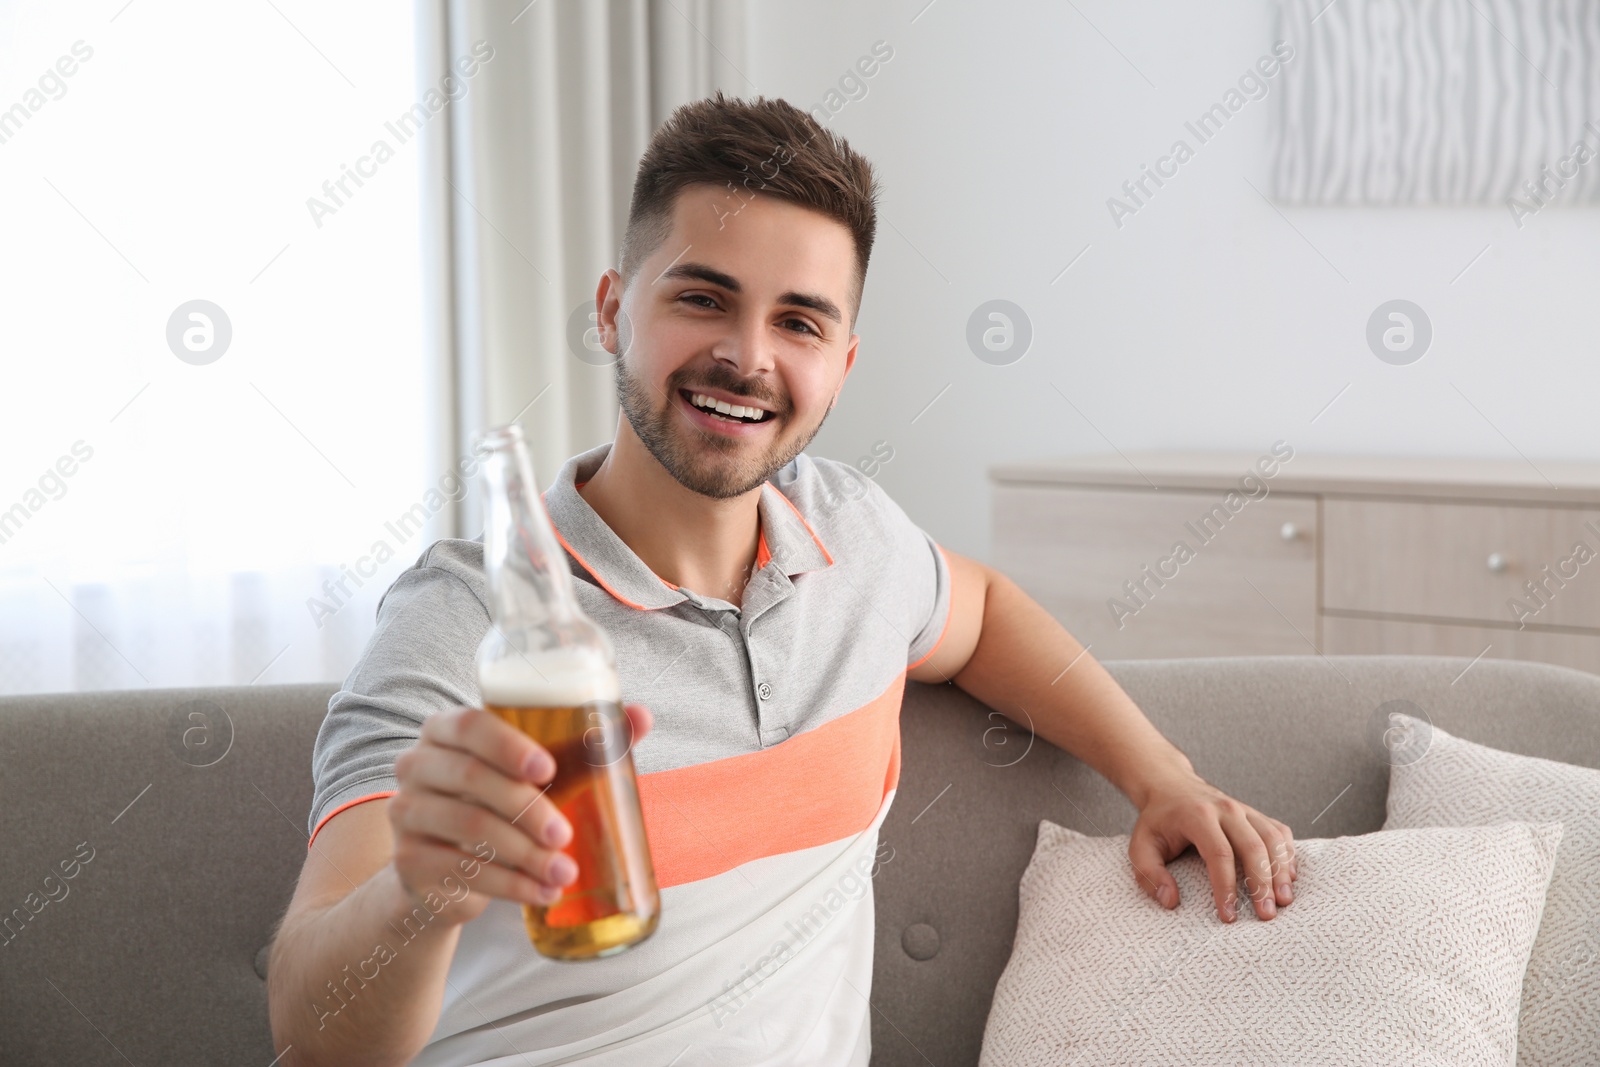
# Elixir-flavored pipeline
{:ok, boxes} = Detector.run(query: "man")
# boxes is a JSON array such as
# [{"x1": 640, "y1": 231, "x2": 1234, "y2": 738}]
[{"x1": 268, "y1": 93, "x2": 1298, "y2": 1066}]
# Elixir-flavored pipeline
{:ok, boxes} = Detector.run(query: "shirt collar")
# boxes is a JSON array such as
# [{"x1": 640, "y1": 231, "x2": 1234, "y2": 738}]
[{"x1": 542, "y1": 443, "x2": 834, "y2": 612}]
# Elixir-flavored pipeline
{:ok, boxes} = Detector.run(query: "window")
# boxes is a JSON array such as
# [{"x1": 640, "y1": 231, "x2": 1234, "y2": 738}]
[{"x1": 0, "y1": 2, "x2": 449, "y2": 695}]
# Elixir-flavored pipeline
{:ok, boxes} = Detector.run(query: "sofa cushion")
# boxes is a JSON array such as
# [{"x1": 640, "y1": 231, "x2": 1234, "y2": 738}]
[
  {"x1": 870, "y1": 659, "x2": 1600, "y2": 1067},
  {"x1": 1383, "y1": 713, "x2": 1600, "y2": 1066},
  {"x1": 978, "y1": 819, "x2": 1561, "y2": 1067}
]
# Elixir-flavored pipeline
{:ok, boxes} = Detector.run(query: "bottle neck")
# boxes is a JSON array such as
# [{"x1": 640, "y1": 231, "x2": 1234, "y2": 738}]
[{"x1": 479, "y1": 431, "x2": 582, "y2": 631}]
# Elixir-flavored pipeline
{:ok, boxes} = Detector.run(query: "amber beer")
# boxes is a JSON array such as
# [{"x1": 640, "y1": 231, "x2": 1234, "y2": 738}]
[
  {"x1": 473, "y1": 420, "x2": 660, "y2": 961},
  {"x1": 481, "y1": 656, "x2": 659, "y2": 960}
]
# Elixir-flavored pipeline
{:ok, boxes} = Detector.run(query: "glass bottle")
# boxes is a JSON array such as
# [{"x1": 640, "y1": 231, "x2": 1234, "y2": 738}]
[{"x1": 473, "y1": 422, "x2": 660, "y2": 960}]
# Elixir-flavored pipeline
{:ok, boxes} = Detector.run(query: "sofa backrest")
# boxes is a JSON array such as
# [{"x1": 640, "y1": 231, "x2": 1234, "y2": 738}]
[
  {"x1": 2, "y1": 656, "x2": 1597, "y2": 1065},
  {"x1": 869, "y1": 655, "x2": 1600, "y2": 1066}
]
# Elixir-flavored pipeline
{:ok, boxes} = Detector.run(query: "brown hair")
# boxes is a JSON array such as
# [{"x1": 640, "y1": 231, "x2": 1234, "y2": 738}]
[{"x1": 620, "y1": 92, "x2": 880, "y2": 326}]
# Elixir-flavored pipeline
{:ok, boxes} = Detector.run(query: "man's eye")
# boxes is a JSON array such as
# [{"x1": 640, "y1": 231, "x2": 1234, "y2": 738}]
[
  {"x1": 681, "y1": 294, "x2": 718, "y2": 309},
  {"x1": 781, "y1": 318, "x2": 817, "y2": 336}
]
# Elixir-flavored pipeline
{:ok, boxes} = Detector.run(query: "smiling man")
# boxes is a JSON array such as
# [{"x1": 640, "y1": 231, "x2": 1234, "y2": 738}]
[{"x1": 268, "y1": 93, "x2": 1298, "y2": 1066}]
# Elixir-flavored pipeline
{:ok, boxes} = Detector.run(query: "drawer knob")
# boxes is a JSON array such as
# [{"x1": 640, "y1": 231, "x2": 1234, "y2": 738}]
[
  {"x1": 1280, "y1": 522, "x2": 1300, "y2": 542},
  {"x1": 1487, "y1": 552, "x2": 1509, "y2": 574}
]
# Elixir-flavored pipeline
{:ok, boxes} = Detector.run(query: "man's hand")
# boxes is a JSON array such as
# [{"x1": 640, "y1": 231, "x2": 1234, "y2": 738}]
[
  {"x1": 388, "y1": 703, "x2": 654, "y2": 924},
  {"x1": 912, "y1": 552, "x2": 1300, "y2": 926},
  {"x1": 1128, "y1": 769, "x2": 1298, "y2": 922}
]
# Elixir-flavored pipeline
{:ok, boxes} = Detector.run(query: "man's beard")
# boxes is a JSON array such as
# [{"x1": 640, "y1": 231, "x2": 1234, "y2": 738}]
[{"x1": 615, "y1": 350, "x2": 829, "y2": 500}]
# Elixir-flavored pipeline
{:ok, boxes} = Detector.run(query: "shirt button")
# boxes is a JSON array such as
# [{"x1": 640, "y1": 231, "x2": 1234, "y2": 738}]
[{"x1": 757, "y1": 682, "x2": 773, "y2": 700}]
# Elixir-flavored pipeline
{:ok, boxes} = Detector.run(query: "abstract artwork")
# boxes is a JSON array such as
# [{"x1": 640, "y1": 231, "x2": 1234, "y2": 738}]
[{"x1": 1270, "y1": 0, "x2": 1600, "y2": 214}]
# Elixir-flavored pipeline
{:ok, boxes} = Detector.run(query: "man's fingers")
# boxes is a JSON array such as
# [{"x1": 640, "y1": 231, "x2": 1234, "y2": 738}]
[
  {"x1": 1249, "y1": 812, "x2": 1297, "y2": 907},
  {"x1": 419, "y1": 706, "x2": 555, "y2": 783},
  {"x1": 623, "y1": 703, "x2": 653, "y2": 744},
  {"x1": 1222, "y1": 810, "x2": 1278, "y2": 920},
  {"x1": 389, "y1": 792, "x2": 576, "y2": 891},
  {"x1": 1127, "y1": 831, "x2": 1180, "y2": 909},
  {"x1": 1191, "y1": 821, "x2": 1239, "y2": 922},
  {"x1": 393, "y1": 835, "x2": 551, "y2": 907},
  {"x1": 401, "y1": 747, "x2": 568, "y2": 845}
]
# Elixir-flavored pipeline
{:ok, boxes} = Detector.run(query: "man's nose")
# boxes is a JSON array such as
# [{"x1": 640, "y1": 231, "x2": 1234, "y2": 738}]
[{"x1": 710, "y1": 313, "x2": 777, "y2": 377}]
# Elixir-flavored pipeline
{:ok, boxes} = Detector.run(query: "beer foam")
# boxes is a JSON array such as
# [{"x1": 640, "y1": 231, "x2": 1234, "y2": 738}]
[{"x1": 479, "y1": 649, "x2": 620, "y2": 706}]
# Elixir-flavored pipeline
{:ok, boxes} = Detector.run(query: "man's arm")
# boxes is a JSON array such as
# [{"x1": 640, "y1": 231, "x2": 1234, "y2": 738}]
[
  {"x1": 267, "y1": 705, "x2": 650, "y2": 1066},
  {"x1": 908, "y1": 551, "x2": 1297, "y2": 923},
  {"x1": 267, "y1": 799, "x2": 472, "y2": 1066}
]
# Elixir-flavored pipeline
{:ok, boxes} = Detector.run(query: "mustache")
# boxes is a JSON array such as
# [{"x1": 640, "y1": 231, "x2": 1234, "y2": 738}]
[{"x1": 667, "y1": 366, "x2": 789, "y2": 415}]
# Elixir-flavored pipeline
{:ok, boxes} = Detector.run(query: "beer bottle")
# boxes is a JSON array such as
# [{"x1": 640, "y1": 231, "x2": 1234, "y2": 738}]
[{"x1": 473, "y1": 423, "x2": 660, "y2": 960}]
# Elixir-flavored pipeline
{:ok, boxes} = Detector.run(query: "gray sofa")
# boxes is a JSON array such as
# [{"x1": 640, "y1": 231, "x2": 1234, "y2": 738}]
[{"x1": 3, "y1": 655, "x2": 1597, "y2": 1065}]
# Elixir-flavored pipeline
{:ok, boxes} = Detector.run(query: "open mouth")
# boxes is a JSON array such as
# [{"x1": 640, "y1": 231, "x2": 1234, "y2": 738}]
[{"x1": 681, "y1": 390, "x2": 775, "y2": 425}]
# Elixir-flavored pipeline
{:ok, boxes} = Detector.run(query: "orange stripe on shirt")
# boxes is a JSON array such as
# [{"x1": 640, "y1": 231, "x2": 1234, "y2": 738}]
[
  {"x1": 307, "y1": 789, "x2": 396, "y2": 849},
  {"x1": 638, "y1": 673, "x2": 904, "y2": 889},
  {"x1": 307, "y1": 677, "x2": 908, "y2": 869}
]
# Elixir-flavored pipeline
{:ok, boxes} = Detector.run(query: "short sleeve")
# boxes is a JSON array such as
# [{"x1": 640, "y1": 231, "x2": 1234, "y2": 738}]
[
  {"x1": 307, "y1": 541, "x2": 490, "y2": 842},
  {"x1": 905, "y1": 532, "x2": 953, "y2": 670}
]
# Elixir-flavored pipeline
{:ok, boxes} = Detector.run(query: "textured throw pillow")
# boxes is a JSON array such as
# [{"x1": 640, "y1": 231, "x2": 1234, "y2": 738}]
[
  {"x1": 1383, "y1": 714, "x2": 1600, "y2": 1066},
  {"x1": 979, "y1": 819, "x2": 1562, "y2": 1067}
]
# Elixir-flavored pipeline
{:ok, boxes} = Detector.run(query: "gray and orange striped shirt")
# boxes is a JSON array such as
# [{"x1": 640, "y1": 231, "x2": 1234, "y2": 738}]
[{"x1": 308, "y1": 442, "x2": 952, "y2": 1065}]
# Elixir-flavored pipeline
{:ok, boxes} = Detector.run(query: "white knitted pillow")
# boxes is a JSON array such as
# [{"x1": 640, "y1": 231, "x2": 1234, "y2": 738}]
[
  {"x1": 1383, "y1": 714, "x2": 1600, "y2": 1066},
  {"x1": 979, "y1": 820, "x2": 1562, "y2": 1067}
]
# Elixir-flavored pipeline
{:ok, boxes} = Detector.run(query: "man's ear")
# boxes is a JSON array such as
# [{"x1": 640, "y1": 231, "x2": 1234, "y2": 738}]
[
  {"x1": 596, "y1": 269, "x2": 626, "y2": 355},
  {"x1": 830, "y1": 333, "x2": 860, "y2": 410}
]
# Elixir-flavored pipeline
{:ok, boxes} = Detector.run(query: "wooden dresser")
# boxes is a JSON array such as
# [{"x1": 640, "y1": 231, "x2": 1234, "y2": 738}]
[{"x1": 992, "y1": 452, "x2": 1600, "y2": 675}]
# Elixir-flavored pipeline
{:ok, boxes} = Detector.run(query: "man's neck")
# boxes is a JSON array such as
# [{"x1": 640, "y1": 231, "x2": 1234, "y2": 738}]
[{"x1": 576, "y1": 423, "x2": 762, "y2": 608}]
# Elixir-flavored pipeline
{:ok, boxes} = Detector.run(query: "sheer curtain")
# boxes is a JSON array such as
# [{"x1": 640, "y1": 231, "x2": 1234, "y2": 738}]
[{"x1": 444, "y1": 0, "x2": 751, "y2": 531}]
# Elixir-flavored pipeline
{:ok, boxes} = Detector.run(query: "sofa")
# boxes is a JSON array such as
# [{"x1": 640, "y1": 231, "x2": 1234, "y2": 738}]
[{"x1": 2, "y1": 654, "x2": 1597, "y2": 1065}]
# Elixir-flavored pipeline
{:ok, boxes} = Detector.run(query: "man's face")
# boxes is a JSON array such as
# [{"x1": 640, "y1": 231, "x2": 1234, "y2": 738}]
[{"x1": 600, "y1": 183, "x2": 860, "y2": 499}]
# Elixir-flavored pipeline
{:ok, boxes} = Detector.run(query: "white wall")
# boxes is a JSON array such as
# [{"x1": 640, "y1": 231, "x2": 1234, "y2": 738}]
[{"x1": 747, "y1": 0, "x2": 1600, "y2": 560}]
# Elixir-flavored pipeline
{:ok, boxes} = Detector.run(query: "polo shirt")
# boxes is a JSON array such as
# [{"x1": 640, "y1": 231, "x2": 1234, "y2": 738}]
[{"x1": 307, "y1": 442, "x2": 952, "y2": 1065}]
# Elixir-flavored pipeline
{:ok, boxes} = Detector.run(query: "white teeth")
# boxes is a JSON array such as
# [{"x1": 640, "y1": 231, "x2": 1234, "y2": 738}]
[{"x1": 689, "y1": 392, "x2": 767, "y2": 422}]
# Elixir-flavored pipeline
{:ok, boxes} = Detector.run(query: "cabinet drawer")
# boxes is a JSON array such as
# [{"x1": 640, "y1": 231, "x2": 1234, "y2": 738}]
[
  {"x1": 1322, "y1": 614, "x2": 1600, "y2": 675},
  {"x1": 1323, "y1": 499, "x2": 1600, "y2": 629},
  {"x1": 994, "y1": 486, "x2": 1318, "y2": 659}
]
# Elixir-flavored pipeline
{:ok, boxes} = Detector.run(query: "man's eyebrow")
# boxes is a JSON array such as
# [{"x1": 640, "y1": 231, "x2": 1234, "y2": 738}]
[
  {"x1": 659, "y1": 261, "x2": 842, "y2": 325},
  {"x1": 659, "y1": 262, "x2": 741, "y2": 291},
  {"x1": 778, "y1": 290, "x2": 842, "y2": 324}
]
